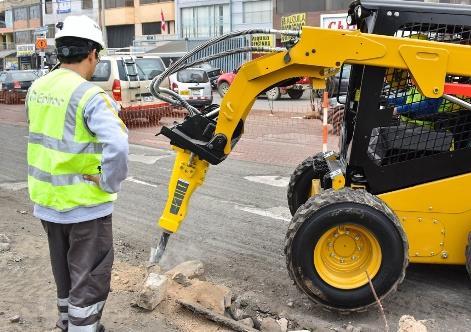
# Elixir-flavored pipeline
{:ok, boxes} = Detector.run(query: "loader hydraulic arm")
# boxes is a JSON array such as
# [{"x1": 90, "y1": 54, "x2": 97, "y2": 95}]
[{"x1": 156, "y1": 25, "x2": 471, "y2": 235}]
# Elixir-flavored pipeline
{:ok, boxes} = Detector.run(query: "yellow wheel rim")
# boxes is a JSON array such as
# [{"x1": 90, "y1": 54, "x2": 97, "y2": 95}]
[{"x1": 314, "y1": 224, "x2": 382, "y2": 289}]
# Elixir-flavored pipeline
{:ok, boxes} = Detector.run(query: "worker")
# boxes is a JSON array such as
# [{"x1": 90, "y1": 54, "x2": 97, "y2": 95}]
[{"x1": 26, "y1": 16, "x2": 129, "y2": 332}]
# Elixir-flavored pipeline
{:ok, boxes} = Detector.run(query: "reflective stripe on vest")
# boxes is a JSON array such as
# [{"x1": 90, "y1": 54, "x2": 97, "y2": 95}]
[{"x1": 27, "y1": 69, "x2": 116, "y2": 211}]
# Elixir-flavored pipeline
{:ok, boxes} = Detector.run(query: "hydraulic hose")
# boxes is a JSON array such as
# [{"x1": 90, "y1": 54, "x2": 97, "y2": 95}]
[{"x1": 149, "y1": 29, "x2": 301, "y2": 115}]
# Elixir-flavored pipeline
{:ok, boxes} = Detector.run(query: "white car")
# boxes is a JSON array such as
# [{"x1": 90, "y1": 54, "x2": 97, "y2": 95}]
[
  {"x1": 91, "y1": 54, "x2": 169, "y2": 110},
  {"x1": 169, "y1": 68, "x2": 213, "y2": 108}
]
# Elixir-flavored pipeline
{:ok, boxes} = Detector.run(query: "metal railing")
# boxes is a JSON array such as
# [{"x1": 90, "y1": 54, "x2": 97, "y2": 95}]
[{"x1": 0, "y1": 42, "x2": 16, "y2": 51}]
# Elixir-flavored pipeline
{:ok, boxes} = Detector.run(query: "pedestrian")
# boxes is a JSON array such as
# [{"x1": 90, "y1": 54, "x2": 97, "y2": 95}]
[{"x1": 26, "y1": 15, "x2": 129, "y2": 332}]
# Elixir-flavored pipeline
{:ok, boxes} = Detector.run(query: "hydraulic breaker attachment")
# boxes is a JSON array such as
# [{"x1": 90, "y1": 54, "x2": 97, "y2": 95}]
[
  {"x1": 148, "y1": 231, "x2": 170, "y2": 266},
  {"x1": 148, "y1": 146, "x2": 209, "y2": 266},
  {"x1": 158, "y1": 146, "x2": 209, "y2": 233}
]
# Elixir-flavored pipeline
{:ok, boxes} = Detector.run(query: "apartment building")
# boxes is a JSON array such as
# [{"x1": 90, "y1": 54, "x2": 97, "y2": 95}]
[
  {"x1": 0, "y1": 0, "x2": 42, "y2": 69},
  {"x1": 104, "y1": 0, "x2": 176, "y2": 48},
  {"x1": 42, "y1": 0, "x2": 101, "y2": 46}
]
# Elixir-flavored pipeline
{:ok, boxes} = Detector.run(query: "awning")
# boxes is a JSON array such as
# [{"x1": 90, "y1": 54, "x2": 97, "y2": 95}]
[
  {"x1": 146, "y1": 40, "x2": 199, "y2": 55},
  {"x1": 0, "y1": 49, "x2": 16, "y2": 58}
]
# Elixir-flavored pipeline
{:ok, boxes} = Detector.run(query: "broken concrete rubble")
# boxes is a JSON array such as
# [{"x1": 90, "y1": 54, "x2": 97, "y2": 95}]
[
  {"x1": 136, "y1": 273, "x2": 168, "y2": 310},
  {"x1": 165, "y1": 260, "x2": 204, "y2": 279},
  {"x1": 0, "y1": 234, "x2": 10, "y2": 251},
  {"x1": 239, "y1": 317, "x2": 255, "y2": 328},
  {"x1": 260, "y1": 316, "x2": 282, "y2": 332},
  {"x1": 178, "y1": 280, "x2": 231, "y2": 315},
  {"x1": 398, "y1": 315, "x2": 428, "y2": 332},
  {"x1": 277, "y1": 318, "x2": 288, "y2": 332}
]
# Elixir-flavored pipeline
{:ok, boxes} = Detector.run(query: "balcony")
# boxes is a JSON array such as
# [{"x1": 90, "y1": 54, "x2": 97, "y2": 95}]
[{"x1": 0, "y1": 42, "x2": 15, "y2": 51}]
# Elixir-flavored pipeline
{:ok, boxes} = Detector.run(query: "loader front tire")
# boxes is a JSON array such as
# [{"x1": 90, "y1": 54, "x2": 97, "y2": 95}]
[
  {"x1": 287, "y1": 153, "x2": 329, "y2": 215},
  {"x1": 466, "y1": 232, "x2": 471, "y2": 279},
  {"x1": 285, "y1": 188, "x2": 408, "y2": 311}
]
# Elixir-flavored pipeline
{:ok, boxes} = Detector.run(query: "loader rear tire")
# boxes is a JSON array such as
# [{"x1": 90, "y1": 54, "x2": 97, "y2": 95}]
[
  {"x1": 285, "y1": 188, "x2": 408, "y2": 312},
  {"x1": 287, "y1": 153, "x2": 330, "y2": 216},
  {"x1": 466, "y1": 232, "x2": 471, "y2": 279}
]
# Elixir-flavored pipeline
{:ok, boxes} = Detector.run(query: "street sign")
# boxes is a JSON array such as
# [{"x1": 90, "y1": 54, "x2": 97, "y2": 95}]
[
  {"x1": 36, "y1": 38, "x2": 47, "y2": 50},
  {"x1": 34, "y1": 26, "x2": 49, "y2": 36},
  {"x1": 281, "y1": 13, "x2": 306, "y2": 43}
]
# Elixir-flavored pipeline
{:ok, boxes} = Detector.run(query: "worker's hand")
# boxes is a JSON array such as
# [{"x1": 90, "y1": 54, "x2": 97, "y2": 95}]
[{"x1": 83, "y1": 174, "x2": 100, "y2": 186}]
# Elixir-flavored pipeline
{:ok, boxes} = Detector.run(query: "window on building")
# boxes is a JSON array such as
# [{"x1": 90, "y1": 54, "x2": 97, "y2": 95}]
[
  {"x1": 142, "y1": 22, "x2": 162, "y2": 35},
  {"x1": 47, "y1": 24, "x2": 55, "y2": 38},
  {"x1": 243, "y1": 0, "x2": 271, "y2": 24},
  {"x1": 45, "y1": 0, "x2": 53, "y2": 14},
  {"x1": 14, "y1": 30, "x2": 32, "y2": 44},
  {"x1": 82, "y1": 0, "x2": 94, "y2": 9},
  {"x1": 140, "y1": 0, "x2": 169, "y2": 5},
  {"x1": 105, "y1": 0, "x2": 134, "y2": 9},
  {"x1": 29, "y1": 5, "x2": 41, "y2": 20},
  {"x1": 181, "y1": 4, "x2": 230, "y2": 38},
  {"x1": 13, "y1": 7, "x2": 28, "y2": 21}
]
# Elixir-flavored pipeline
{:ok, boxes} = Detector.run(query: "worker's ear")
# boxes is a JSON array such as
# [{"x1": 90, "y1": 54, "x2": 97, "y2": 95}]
[{"x1": 87, "y1": 50, "x2": 96, "y2": 63}]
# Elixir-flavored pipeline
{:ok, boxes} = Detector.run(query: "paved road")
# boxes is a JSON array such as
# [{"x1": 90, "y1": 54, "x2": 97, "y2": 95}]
[{"x1": 1, "y1": 122, "x2": 470, "y2": 331}]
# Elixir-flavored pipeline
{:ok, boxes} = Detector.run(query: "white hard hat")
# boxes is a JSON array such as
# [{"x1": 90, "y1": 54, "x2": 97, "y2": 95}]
[{"x1": 55, "y1": 15, "x2": 105, "y2": 49}]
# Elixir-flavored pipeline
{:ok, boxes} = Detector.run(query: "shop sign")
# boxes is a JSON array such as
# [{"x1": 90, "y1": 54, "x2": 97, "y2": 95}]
[
  {"x1": 281, "y1": 13, "x2": 306, "y2": 43},
  {"x1": 320, "y1": 13, "x2": 356, "y2": 30},
  {"x1": 57, "y1": 0, "x2": 72, "y2": 14},
  {"x1": 16, "y1": 44, "x2": 35, "y2": 57},
  {"x1": 251, "y1": 34, "x2": 274, "y2": 47}
]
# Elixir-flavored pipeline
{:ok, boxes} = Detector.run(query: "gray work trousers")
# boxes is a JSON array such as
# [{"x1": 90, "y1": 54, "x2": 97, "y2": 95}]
[{"x1": 41, "y1": 214, "x2": 114, "y2": 331}]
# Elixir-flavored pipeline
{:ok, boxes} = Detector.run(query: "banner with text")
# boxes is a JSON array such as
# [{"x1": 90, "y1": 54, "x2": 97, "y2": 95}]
[
  {"x1": 281, "y1": 13, "x2": 306, "y2": 43},
  {"x1": 16, "y1": 44, "x2": 35, "y2": 57},
  {"x1": 251, "y1": 34, "x2": 274, "y2": 48},
  {"x1": 320, "y1": 13, "x2": 356, "y2": 30}
]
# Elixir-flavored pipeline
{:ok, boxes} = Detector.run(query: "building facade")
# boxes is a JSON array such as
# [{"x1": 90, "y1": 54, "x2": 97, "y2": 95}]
[
  {"x1": 104, "y1": 0, "x2": 176, "y2": 48},
  {"x1": 176, "y1": 0, "x2": 272, "y2": 38},
  {"x1": 0, "y1": 0, "x2": 42, "y2": 69}
]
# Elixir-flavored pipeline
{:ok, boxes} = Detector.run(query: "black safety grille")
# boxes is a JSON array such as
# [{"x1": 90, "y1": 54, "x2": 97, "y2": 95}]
[{"x1": 368, "y1": 23, "x2": 471, "y2": 166}]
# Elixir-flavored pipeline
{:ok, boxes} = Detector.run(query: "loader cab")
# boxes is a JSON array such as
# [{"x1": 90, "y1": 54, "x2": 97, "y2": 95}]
[{"x1": 340, "y1": 0, "x2": 471, "y2": 195}]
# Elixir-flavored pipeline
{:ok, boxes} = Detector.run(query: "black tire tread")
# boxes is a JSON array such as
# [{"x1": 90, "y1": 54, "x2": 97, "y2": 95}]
[
  {"x1": 287, "y1": 153, "x2": 329, "y2": 215},
  {"x1": 466, "y1": 232, "x2": 471, "y2": 279},
  {"x1": 284, "y1": 187, "x2": 409, "y2": 312}
]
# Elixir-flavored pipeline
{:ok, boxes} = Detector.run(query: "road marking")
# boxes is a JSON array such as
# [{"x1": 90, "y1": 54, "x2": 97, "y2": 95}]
[
  {"x1": 234, "y1": 204, "x2": 291, "y2": 222},
  {"x1": 126, "y1": 176, "x2": 159, "y2": 188},
  {"x1": 129, "y1": 144, "x2": 173, "y2": 154},
  {"x1": 244, "y1": 176, "x2": 290, "y2": 188},
  {"x1": 0, "y1": 181, "x2": 28, "y2": 191},
  {"x1": 128, "y1": 154, "x2": 171, "y2": 165}
]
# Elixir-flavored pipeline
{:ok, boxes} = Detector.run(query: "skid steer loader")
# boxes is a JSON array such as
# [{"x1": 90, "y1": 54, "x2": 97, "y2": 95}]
[{"x1": 148, "y1": 0, "x2": 471, "y2": 311}]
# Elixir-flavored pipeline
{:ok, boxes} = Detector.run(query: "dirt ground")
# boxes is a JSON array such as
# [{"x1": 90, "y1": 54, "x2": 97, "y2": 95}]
[
  {"x1": 0, "y1": 189, "x2": 238, "y2": 332},
  {"x1": 2, "y1": 187, "x2": 471, "y2": 332}
]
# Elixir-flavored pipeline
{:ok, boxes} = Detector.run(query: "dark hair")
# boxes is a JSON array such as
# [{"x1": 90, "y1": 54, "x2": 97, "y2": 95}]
[{"x1": 56, "y1": 36, "x2": 102, "y2": 64}]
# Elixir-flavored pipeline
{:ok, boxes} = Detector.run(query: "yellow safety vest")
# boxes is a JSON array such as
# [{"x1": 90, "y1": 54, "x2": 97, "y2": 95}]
[{"x1": 26, "y1": 69, "x2": 116, "y2": 211}]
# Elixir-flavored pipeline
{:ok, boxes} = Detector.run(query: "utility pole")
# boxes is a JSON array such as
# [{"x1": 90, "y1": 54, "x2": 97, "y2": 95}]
[{"x1": 99, "y1": 0, "x2": 108, "y2": 47}]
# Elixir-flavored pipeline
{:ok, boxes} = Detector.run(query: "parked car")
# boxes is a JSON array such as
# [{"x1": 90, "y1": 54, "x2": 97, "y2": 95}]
[
  {"x1": 90, "y1": 54, "x2": 169, "y2": 110},
  {"x1": 217, "y1": 67, "x2": 309, "y2": 100},
  {"x1": 0, "y1": 70, "x2": 41, "y2": 104},
  {"x1": 316, "y1": 64, "x2": 351, "y2": 98},
  {"x1": 169, "y1": 68, "x2": 212, "y2": 108},
  {"x1": 193, "y1": 62, "x2": 223, "y2": 89}
]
